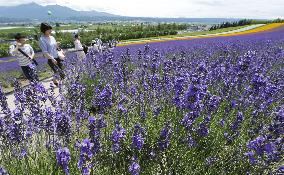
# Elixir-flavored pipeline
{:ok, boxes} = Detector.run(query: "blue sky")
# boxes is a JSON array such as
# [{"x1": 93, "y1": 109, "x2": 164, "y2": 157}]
[{"x1": 0, "y1": 0, "x2": 283, "y2": 19}]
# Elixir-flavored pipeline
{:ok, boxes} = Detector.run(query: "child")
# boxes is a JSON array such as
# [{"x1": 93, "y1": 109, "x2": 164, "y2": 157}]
[{"x1": 9, "y1": 33, "x2": 39, "y2": 83}]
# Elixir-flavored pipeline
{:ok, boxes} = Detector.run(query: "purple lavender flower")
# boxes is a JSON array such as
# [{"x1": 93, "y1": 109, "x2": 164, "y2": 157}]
[
  {"x1": 56, "y1": 147, "x2": 71, "y2": 175},
  {"x1": 251, "y1": 73, "x2": 267, "y2": 92},
  {"x1": 197, "y1": 123, "x2": 209, "y2": 137},
  {"x1": 45, "y1": 107, "x2": 55, "y2": 133},
  {"x1": 205, "y1": 156, "x2": 219, "y2": 166},
  {"x1": 246, "y1": 135, "x2": 266, "y2": 158},
  {"x1": 111, "y1": 123, "x2": 126, "y2": 153},
  {"x1": 269, "y1": 108, "x2": 284, "y2": 136},
  {"x1": 96, "y1": 115, "x2": 107, "y2": 129},
  {"x1": 78, "y1": 139, "x2": 94, "y2": 175},
  {"x1": 187, "y1": 134, "x2": 197, "y2": 148},
  {"x1": 19, "y1": 148, "x2": 27, "y2": 159},
  {"x1": 181, "y1": 112, "x2": 195, "y2": 130},
  {"x1": 0, "y1": 118, "x2": 5, "y2": 137},
  {"x1": 140, "y1": 111, "x2": 147, "y2": 120},
  {"x1": 244, "y1": 151, "x2": 257, "y2": 164},
  {"x1": 129, "y1": 157, "x2": 140, "y2": 175},
  {"x1": 0, "y1": 166, "x2": 9, "y2": 175},
  {"x1": 207, "y1": 95, "x2": 221, "y2": 112},
  {"x1": 172, "y1": 77, "x2": 185, "y2": 108},
  {"x1": 88, "y1": 116, "x2": 106, "y2": 154},
  {"x1": 55, "y1": 110, "x2": 71, "y2": 140},
  {"x1": 219, "y1": 118, "x2": 225, "y2": 127},
  {"x1": 153, "y1": 106, "x2": 161, "y2": 117},
  {"x1": 118, "y1": 104, "x2": 127, "y2": 114},
  {"x1": 132, "y1": 134, "x2": 144, "y2": 151},
  {"x1": 184, "y1": 84, "x2": 199, "y2": 110},
  {"x1": 132, "y1": 124, "x2": 145, "y2": 150},
  {"x1": 74, "y1": 139, "x2": 81, "y2": 151},
  {"x1": 0, "y1": 86, "x2": 11, "y2": 115},
  {"x1": 230, "y1": 112, "x2": 244, "y2": 132},
  {"x1": 93, "y1": 84, "x2": 113, "y2": 114},
  {"x1": 231, "y1": 100, "x2": 237, "y2": 108},
  {"x1": 158, "y1": 123, "x2": 172, "y2": 151},
  {"x1": 263, "y1": 142, "x2": 277, "y2": 154},
  {"x1": 7, "y1": 120, "x2": 23, "y2": 144},
  {"x1": 278, "y1": 165, "x2": 284, "y2": 173}
]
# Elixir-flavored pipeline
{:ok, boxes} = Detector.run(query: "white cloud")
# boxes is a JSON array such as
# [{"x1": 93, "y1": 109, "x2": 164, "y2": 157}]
[{"x1": 0, "y1": 0, "x2": 283, "y2": 19}]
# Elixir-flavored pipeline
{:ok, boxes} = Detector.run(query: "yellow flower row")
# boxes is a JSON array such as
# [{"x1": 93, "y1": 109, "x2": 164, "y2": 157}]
[{"x1": 218, "y1": 23, "x2": 284, "y2": 37}]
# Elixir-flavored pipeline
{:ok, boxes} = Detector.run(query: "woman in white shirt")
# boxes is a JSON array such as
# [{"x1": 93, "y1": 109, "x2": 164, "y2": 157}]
[
  {"x1": 74, "y1": 34, "x2": 86, "y2": 60},
  {"x1": 91, "y1": 40, "x2": 99, "y2": 53},
  {"x1": 39, "y1": 23, "x2": 65, "y2": 86}
]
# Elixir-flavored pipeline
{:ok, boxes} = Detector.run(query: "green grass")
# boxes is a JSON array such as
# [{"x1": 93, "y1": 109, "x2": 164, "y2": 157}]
[
  {"x1": 55, "y1": 24, "x2": 79, "y2": 30},
  {"x1": 86, "y1": 24, "x2": 117, "y2": 30},
  {"x1": 0, "y1": 27, "x2": 34, "y2": 32}
]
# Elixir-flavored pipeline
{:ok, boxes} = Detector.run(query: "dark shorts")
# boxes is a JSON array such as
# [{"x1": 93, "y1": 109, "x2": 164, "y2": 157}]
[
  {"x1": 47, "y1": 57, "x2": 65, "y2": 79},
  {"x1": 21, "y1": 65, "x2": 39, "y2": 82}
]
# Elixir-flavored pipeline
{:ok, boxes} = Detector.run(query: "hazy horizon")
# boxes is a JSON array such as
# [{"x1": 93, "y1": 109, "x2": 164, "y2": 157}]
[{"x1": 0, "y1": 0, "x2": 283, "y2": 19}]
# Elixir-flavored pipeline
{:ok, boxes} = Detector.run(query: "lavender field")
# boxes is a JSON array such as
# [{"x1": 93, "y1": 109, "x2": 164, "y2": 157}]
[{"x1": 0, "y1": 27, "x2": 283, "y2": 174}]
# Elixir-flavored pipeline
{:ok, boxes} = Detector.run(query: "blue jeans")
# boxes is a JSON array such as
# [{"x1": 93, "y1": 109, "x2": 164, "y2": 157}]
[{"x1": 21, "y1": 64, "x2": 39, "y2": 82}]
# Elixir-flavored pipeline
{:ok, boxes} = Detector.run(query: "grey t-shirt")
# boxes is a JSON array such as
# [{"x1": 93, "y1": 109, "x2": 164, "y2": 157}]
[{"x1": 39, "y1": 35, "x2": 58, "y2": 58}]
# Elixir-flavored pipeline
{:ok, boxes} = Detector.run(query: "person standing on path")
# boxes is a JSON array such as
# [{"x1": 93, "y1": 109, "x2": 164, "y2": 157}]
[
  {"x1": 39, "y1": 23, "x2": 64, "y2": 86},
  {"x1": 9, "y1": 33, "x2": 39, "y2": 83},
  {"x1": 74, "y1": 34, "x2": 86, "y2": 61}
]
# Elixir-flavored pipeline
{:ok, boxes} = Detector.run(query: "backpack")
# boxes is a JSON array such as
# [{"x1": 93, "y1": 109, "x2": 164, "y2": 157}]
[{"x1": 82, "y1": 44, "x2": 88, "y2": 54}]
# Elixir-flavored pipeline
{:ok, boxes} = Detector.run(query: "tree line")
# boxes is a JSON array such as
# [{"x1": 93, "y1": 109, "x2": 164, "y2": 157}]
[
  {"x1": 209, "y1": 19, "x2": 254, "y2": 31},
  {"x1": 209, "y1": 18, "x2": 284, "y2": 31}
]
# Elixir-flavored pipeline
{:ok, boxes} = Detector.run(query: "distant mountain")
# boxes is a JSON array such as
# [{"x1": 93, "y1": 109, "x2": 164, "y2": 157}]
[
  {"x1": 0, "y1": 2, "x2": 244, "y2": 23},
  {"x1": 65, "y1": 16, "x2": 241, "y2": 24},
  {"x1": 0, "y1": 2, "x2": 118, "y2": 20}
]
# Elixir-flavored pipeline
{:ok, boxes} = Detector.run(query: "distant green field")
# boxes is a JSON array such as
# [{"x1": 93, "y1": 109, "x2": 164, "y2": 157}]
[
  {"x1": 0, "y1": 27, "x2": 34, "y2": 32},
  {"x1": 0, "y1": 24, "x2": 132, "y2": 33},
  {"x1": 180, "y1": 25, "x2": 250, "y2": 36},
  {"x1": 121, "y1": 25, "x2": 249, "y2": 42}
]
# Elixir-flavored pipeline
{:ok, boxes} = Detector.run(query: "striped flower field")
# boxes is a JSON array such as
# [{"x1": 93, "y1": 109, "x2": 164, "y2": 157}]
[{"x1": 0, "y1": 24, "x2": 283, "y2": 174}]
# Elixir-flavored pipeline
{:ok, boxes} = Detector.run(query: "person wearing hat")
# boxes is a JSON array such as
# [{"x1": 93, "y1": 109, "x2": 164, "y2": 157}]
[
  {"x1": 9, "y1": 33, "x2": 39, "y2": 83},
  {"x1": 39, "y1": 22, "x2": 64, "y2": 86},
  {"x1": 74, "y1": 34, "x2": 86, "y2": 60}
]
